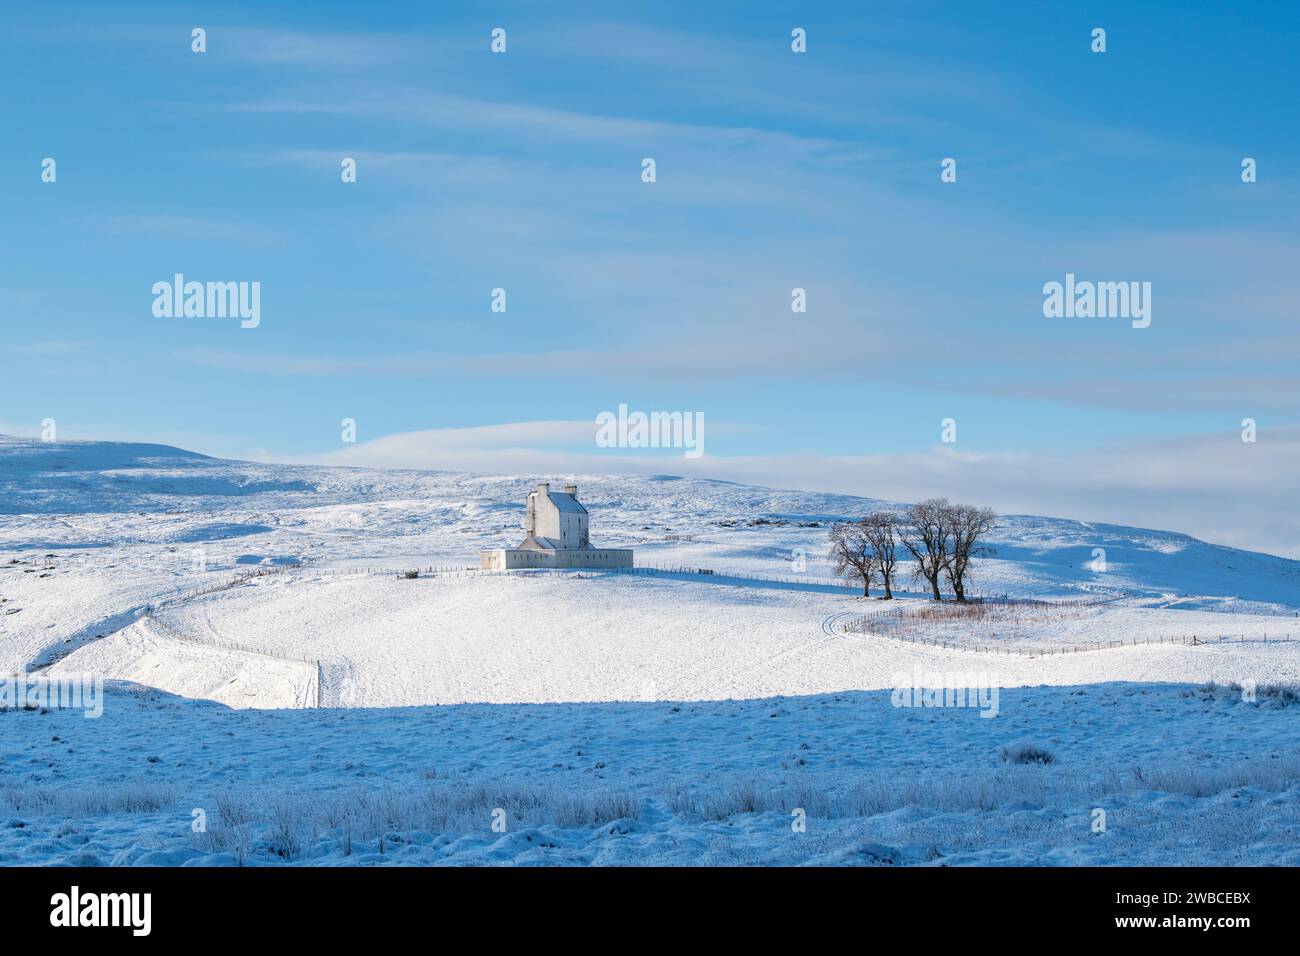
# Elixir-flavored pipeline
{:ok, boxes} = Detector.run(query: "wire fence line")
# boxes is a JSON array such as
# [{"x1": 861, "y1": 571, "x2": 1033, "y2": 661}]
[
  {"x1": 143, "y1": 614, "x2": 323, "y2": 707},
  {"x1": 962, "y1": 593, "x2": 1129, "y2": 609},
  {"x1": 163, "y1": 563, "x2": 486, "y2": 607},
  {"x1": 614, "y1": 564, "x2": 854, "y2": 589},
  {"x1": 132, "y1": 560, "x2": 1294, "y2": 698},
  {"x1": 132, "y1": 562, "x2": 476, "y2": 710},
  {"x1": 140, "y1": 562, "x2": 484, "y2": 707},
  {"x1": 163, "y1": 564, "x2": 298, "y2": 607},
  {"x1": 830, "y1": 603, "x2": 1297, "y2": 658},
  {"x1": 324, "y1": 565, "x2": 480, "y2": 578},
  {"x1": 388, "y1": 566, "x2": 483, "y2": 579},
  {"x1": 143, "y1": 614, "x2": 321, "y2": 669}
]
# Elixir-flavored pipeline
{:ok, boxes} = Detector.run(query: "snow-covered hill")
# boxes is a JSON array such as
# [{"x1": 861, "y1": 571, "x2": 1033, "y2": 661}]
[
  {"x1": 3, "y1": 435, "x2": 1298, "y2": 700},
  {"x1": 2, "y1": 436, "x2": 1298, "y2": 867},
  {"x1": 3, "y1": 436, "x2": 1296, "y2": 598}
]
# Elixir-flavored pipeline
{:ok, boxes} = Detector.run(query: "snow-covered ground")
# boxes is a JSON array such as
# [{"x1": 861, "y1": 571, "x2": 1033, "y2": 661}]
[
  {"x1": 49, "y1": 572, "x2": 1300, "y2": 710},
  {"x1": 3, "y1": 681, "x2": 1298, "y2": 866},
  {"x1": 2, "y1": 436, "x2": 1298, "y2": 865}
]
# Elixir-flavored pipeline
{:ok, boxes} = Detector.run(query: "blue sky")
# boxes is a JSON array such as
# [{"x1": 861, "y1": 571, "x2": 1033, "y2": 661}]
[{"x1": 3, "y1": 2, "x2": 1298, "y2": 553}]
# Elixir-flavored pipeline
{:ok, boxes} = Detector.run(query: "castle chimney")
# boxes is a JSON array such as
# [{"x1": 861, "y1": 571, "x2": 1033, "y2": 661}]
[
  {"x1": 564, "y1": 483, "x2": 578, "y2": 499},
  {"x1": 537, "y1": 482, "x2": 550, "y2": 496}
]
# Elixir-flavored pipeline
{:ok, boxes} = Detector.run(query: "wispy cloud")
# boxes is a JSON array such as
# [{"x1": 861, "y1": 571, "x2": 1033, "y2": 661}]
[
  {"x1": 96, "y1": 213, "x2": 283, "y2": 245},
  {"x1": 1, "y1": 340, "x2": 93, "y2": 356},
  {"x1": 226, "y1": 88, "x2": 883, "y2": 166},
  {"x1": 215, "y1": 26, "x2": 426, "y2": 66},
  {"x1": 6, "y1": 4, "x2": 1298, "y2": 560}
]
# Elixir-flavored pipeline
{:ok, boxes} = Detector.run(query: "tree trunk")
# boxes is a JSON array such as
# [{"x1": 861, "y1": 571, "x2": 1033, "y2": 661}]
[
  {"x1": 929, "y1": 575, "x2": 942, "y2": 601},
  {"x1": 862, "y1": 578, "x2": 871, "y2": 598}
]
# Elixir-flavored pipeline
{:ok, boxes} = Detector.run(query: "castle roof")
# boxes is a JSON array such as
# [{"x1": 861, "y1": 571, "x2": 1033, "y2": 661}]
[{"x1": 545, "y1": 490, "x2": 587, "y2": 514}]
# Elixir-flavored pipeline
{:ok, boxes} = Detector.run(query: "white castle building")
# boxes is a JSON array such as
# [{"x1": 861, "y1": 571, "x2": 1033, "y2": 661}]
[{"x1": 479, "y1": 482, "x2": 634, "y2": 570}]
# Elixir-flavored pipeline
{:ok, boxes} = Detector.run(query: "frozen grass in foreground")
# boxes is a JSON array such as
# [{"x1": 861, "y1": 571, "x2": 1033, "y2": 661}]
[
  {"x1": 663, "y1": 751, "x2": 1300, "y2": 823},
  {"x1": 194, "y1": 783, "x2": 643, "y2": 863},
  {"x1": 4, "y1": 683, "x2": 1298, "y2": 865},
  {"x1": 163, "y1": 745, "x2": 1300, "y2": 862},
  {"x1": 0, "y1": 781, "x2": 176, "y2": 815}
]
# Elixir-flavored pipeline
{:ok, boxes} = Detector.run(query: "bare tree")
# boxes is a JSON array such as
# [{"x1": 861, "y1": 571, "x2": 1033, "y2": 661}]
[
  {"x1": 828, "y1": 521, "x2": 875, "y2": 597},
  {"x1": 860, "y1": 511, "x2": 901, "y2": 599},
  {"x1": 942, "y1": 504, "x2": 998, "y2": 602},
  {"x1": 899, "y1": 498, "x2": 952, "y2": 601}
]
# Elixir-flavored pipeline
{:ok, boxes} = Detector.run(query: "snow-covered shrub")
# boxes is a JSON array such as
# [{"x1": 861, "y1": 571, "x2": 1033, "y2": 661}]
[
  {"x1": 1258, "y1": 683, "x2": 1300, "y2": 707},
  {"x1": 550, "y1": 790, "x2": 641, "y2": 827},
  {"x1": 266, "y1": 802, "x2": 306, "y2": 860},
  {"x1": 664, "y1": 786, "x2": 697, "y2": 818},
  {"x1": 999, "y1": 741, "x2": 1056, "y2": 765},
  {"x1": 205, "y1": 793, "x2": 256, "y2": 865},
  {"x1": 215, "y1": 792, "x2": 253, "y2": 825},
  {"x1": 782, "y1": 782, "x2": 831, "y2": 818},
  {"x1": 688, "y1": 778, "x2": 778, "y2": 820},
  {"x1": 594, "y1": 790, "x2": 641, "y2": 823},
  {"x1": 1188, "y1": 680, "x2": 1299, "y2": 707}
]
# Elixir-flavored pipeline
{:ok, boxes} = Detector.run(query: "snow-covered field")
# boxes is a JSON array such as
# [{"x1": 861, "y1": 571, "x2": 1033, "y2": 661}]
[
  {"x1": 55, "y1": 573, "x2": 1300, "y2": 710},
  {"x1": 2, "y1": 436, "x2": 1298, "y2": 865},
  {"x1": 4, "y1": 681, "x2": 1299, "y2": 866}
]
